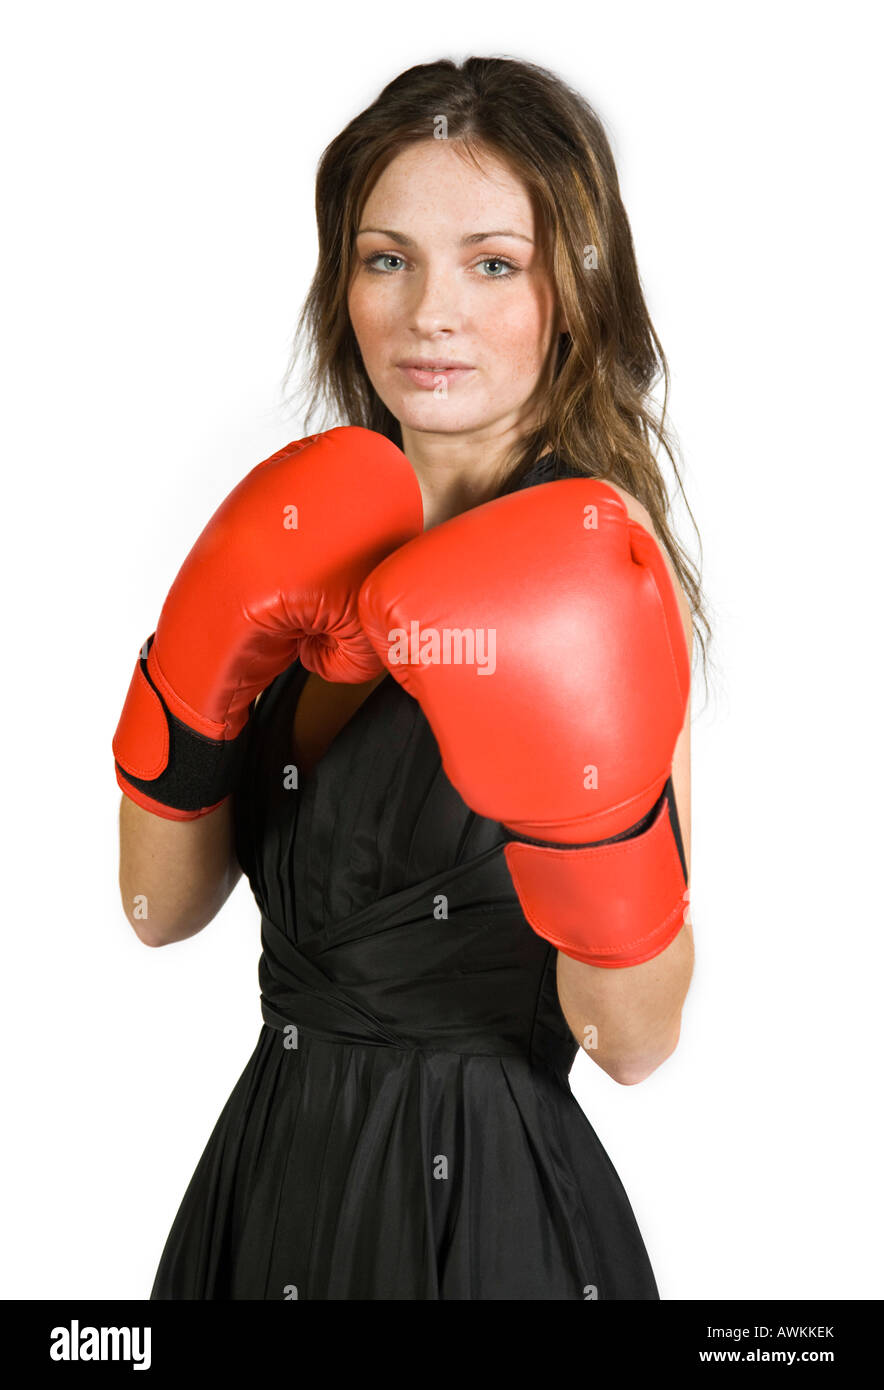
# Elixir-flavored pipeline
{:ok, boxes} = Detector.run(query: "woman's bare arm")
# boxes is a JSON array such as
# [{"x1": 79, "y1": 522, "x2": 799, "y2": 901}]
[{"x1": 118, "y1": 792, "x2": 242, "y2": 947}]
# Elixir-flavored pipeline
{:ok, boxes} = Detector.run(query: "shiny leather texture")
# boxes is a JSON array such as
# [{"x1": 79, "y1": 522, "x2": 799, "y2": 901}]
[{"x1": 113, "y1": 427, "x2": 423, "y2": 818}]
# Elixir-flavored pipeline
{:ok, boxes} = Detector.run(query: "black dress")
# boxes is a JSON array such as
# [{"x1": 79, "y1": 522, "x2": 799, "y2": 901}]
[{"x1": 149, "y1": 451, "x2": 659, "y2": 1301}]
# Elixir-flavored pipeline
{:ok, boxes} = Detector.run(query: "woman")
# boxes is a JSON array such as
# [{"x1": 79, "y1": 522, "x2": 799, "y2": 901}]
[{"x1": 115, "y1": 55, "x2": 708, "y2": 1300}]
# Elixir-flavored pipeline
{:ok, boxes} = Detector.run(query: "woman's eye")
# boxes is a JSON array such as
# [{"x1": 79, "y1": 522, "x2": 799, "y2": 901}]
[
  {"x1": 360, "y1": 253, "x2": 518, "y2": 279},
  {"x1": 361, "y1": 253, "x2": 405, "y2": 273},
  {"x1": 475, "y1": 257, "x2": 518, "y2": 278}
]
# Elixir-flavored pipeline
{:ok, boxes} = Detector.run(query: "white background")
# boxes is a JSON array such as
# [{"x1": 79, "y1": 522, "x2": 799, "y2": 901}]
[{"x1": 2, "y1": 0, "x2": 881, "y2": 1299}]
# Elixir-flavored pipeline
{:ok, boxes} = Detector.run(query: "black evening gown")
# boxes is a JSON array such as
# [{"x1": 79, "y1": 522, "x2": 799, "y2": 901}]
[{"x1": 149, "y1": 451, "x2": 660, "y2": 1301}]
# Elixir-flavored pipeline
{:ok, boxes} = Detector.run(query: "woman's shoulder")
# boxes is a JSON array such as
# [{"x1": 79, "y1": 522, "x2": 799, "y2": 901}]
[
  {"x1": 518, "y1": 454, "x2": 693, "y2": 653},
  {"x1": 595, "y1": 477, "x2": 693, "y2": 654}
]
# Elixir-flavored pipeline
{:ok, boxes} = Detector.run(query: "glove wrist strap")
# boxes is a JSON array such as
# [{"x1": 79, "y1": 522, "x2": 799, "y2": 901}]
[
  {"x1": 113, "y1": 634, "x2": 252, "y2": 821},
  {"x1": 504, "y1": 782, "x2": 689, "y2": 968}
]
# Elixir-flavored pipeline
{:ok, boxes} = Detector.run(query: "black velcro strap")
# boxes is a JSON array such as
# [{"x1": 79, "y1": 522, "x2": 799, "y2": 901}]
[{"x1": 115, "y1": 640, "x2": 254, "y2": 813}]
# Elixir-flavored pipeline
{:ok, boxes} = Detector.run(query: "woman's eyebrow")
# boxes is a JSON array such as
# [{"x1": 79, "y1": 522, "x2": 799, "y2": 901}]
[{"x1": 356, "y1": 227, "x2": 534, "y2": 246}]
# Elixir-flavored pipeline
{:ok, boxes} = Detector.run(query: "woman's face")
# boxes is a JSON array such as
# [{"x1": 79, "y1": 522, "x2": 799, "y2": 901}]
[{"x1": 347, "y1": 141, "x2": 563, "y2": 446}]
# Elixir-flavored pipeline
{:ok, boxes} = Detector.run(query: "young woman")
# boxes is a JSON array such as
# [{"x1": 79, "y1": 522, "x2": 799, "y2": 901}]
[{"x1": 115, "y1": 55, "x2": 709, "y2": 1300}]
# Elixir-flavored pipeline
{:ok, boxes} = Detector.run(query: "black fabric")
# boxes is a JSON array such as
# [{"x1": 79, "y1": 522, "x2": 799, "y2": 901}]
[{"x1": 148, "y1": 450, "x2": 660, "y2": 1301}]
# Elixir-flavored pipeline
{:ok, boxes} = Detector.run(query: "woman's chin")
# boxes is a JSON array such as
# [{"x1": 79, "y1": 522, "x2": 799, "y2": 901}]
[{"x1": 389, "y1": 399, "x2": 491, "y2": 436}]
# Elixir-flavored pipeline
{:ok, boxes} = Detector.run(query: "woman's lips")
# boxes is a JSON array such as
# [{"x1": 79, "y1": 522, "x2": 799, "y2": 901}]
[{"x1": 397, "y1": 364, "x2": 476, "y2": 389}]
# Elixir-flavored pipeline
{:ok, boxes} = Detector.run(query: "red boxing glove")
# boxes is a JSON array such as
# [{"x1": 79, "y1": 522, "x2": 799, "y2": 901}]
[
  {"x1": 113, "y1": 427, "x2": 423, "y2": 820},
  {"x1": 358, "y1": 478, "x2": 690, "y2": 968}
]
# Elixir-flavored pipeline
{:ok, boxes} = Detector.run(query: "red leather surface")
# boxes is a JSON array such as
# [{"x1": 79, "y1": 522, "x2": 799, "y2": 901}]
[{"x1": 114, "y1": 426, "x2": 424, "y2": 775}]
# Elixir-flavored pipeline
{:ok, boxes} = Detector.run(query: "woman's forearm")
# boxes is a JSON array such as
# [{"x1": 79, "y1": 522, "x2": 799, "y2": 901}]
[
  {"x1": 556, "y1": 923, "x2": 694, "y2": 1084},
  {"x1": 118, "y1": 793, "x2": 241, "y2": 947}
]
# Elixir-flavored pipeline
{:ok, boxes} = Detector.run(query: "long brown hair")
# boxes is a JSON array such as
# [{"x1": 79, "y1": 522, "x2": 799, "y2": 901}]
[{"x1": 280, "y1": 55, "x2": 711, "y2": 684}]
